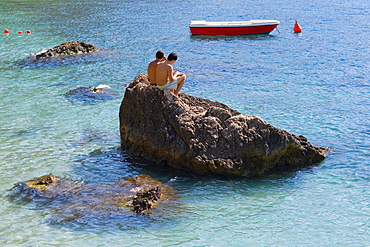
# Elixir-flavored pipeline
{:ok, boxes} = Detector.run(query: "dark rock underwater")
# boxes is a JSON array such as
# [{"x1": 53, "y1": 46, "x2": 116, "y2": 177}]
[{"x1": 8, "y1": 173, "x2": 178, "y2": 222}]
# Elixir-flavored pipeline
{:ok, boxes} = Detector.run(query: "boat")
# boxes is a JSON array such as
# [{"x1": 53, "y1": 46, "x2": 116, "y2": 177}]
[{"x1": 189, "y1": 20, "x2": 280, "y2": 35}]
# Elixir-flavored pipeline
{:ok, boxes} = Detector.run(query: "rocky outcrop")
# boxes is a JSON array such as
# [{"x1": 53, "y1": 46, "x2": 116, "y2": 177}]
[
  {"x1": 35, "y1": 41, "x2": 98, "y2": 59},
  {"x1": 119, "y1": 74, "x2": 329, "y2": 177},
  {"x1": 9, "y1": 174, "x2": 177, "y2": 221},
  {"x1": 126, "y1": 186, "x2": 161, "y2": 214}
]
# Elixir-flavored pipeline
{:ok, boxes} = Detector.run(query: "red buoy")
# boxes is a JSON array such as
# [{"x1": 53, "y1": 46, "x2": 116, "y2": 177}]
[
  {"x1": 4, "y1": 29, "x2": 10, "y2": 34},
  {"x1": 26, "y1": 30, "x2": 32, "y2": 34},
  {"x1": 18, "y1": 31, "x2": 23, "y2": 34},
  {"x1": 294, "y1": 20, "x2": 302, "y2": 33}
]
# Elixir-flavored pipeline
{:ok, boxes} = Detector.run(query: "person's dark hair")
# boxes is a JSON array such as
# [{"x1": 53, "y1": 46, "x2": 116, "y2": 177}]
[
  {"x1": 168, "y1": 52, "x2": 178, "y2": 61},
  {"x1": 156, "y1": 50, "x2": 165, "y2": 59}
]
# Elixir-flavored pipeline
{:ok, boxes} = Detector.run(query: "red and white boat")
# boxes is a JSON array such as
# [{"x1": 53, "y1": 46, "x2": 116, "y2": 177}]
[{"x1": 189, "y1": 20, "x2": 280, "y2": 35}]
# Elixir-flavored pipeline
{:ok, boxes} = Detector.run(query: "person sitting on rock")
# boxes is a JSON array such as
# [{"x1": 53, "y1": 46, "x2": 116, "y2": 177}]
[
  {"x1": 156, "y1": 52, "x2": 186, "y2": 96},
  {"x1": 147, "y1": 50, "x2": 166, "y2": 86}
]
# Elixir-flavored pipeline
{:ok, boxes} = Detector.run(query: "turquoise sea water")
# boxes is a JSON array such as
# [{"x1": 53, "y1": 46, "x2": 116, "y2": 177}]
[{"x1": 0, "y1": 0, "x2": 369, "y2": 246}]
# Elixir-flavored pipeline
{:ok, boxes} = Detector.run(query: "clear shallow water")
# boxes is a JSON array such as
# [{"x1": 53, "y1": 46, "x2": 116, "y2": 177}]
[{"x1": 0, "y1": 0, "x2": 369, "y2": 246}]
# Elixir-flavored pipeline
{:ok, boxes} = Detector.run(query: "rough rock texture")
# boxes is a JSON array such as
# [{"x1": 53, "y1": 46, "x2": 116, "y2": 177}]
[
  {"x1": 35, "y1": 41, "x2": 98, "y2": 59},
  {"x1": 119, "y1": 74, "x2": 329, "y2": 177},
  {"x1": 126, "y1": 186, "x2": 161, "y2": 214},
  {"x1": 9, "y1": 174, "x2": 177, "y2": 221}
]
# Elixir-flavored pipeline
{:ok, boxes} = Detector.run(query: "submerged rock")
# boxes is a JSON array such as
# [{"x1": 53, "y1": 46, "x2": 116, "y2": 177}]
[
  {"x1": 65, "y1": 85, "x2": 117, "y2": 103},
  {"x1": 66, "y1": 85, "x2": 111, "y2": 95},
  {"x1": 35, "y1": 41, "x2": 98, "y2": 59},
  {"x1": 119, "y1": 74, "x2": 329, "y2": 177},
  {"x1": 9, "y1": 174, "x2": 177, "y2": 221}
]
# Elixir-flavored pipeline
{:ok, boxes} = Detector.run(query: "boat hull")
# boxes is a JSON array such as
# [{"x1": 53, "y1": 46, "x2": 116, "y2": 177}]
[{"x1": 189, "y1": 20, "x2": 280, "y2": 35}]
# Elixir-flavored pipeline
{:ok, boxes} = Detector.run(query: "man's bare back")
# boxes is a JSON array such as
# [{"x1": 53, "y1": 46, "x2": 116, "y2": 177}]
[
  {"x1": 156, "y1": 52, "x2": 186, "y2": 95},
  {"x1": 147, "y1": 51, "x2": 165, "y2": 85},
  {"x1": 156, "y1": 61, "x2": 175, "y2": 86},
  {"x1": 148, "y1": 60, "x2": 160, "y2": 85}
]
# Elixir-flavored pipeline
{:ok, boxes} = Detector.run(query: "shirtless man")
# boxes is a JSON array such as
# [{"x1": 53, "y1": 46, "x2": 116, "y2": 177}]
[
  {"x1": 147, "y1": 50, "x2": 166, "y2": 85},
  {"x1": 156, "y1": 52, "x2": 186, "y2": 96}
]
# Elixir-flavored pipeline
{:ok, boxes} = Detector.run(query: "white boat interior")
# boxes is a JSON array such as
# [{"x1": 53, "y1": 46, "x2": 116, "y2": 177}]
[{"x1": 190, "y1": 20, "x2": 280, "y2": 27}]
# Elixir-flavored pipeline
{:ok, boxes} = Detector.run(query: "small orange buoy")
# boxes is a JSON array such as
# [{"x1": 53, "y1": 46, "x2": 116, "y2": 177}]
[
  {"x1": 26, "y1": 30, "x2": 32, "y2": 34},
  {"x1": 113, "y1": 33, "x2": 117, "y2": 35},
  {"x1": 294, "y1": 20, "x2": 302, "y2": 33},
  {"x1": 4, "y1": 29, "x2": 10, "y2": 34},
  {"x1": 18, "y1": 31, "x2": 23, "y2": 34}
]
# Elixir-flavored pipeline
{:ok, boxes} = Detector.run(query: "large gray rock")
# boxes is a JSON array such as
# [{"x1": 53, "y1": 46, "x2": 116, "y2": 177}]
[
  {"x1": 119, "y1": 74, "x2": 329, "y2": 177},
  {"x1": 35, "y1": 41, "x2": 98, "y2": 59}
]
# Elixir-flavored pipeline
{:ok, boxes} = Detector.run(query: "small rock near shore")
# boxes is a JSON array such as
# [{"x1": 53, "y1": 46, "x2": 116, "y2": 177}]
[{"x1": 35, "y1": 41, "x2": 98, "y2": 59}]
